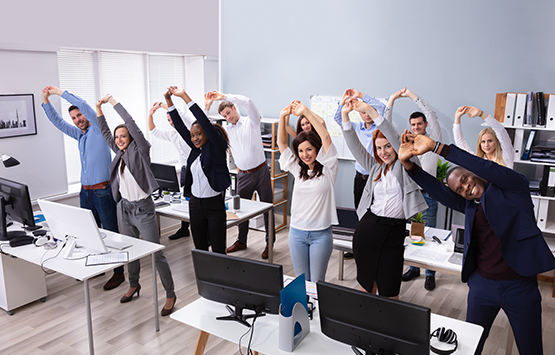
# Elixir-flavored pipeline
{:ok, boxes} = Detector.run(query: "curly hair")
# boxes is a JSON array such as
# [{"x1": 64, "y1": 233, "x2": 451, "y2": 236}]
[{"x1": 291, "y1": 131, "x2": 323, "y2": 180}]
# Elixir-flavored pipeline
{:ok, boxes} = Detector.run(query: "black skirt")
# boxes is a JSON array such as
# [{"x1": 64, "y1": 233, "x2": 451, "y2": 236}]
[{"x1": 353, "y1": 210, "x2": 406, "y2": 297}]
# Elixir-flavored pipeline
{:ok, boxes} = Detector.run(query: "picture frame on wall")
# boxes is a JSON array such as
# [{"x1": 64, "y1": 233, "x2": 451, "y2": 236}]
[{"x1": 0, "y1": 94, "x2": 37, "y2": 139}]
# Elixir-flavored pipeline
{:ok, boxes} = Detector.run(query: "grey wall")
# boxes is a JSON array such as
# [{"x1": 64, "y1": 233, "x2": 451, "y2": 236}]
[{"x1": 221, "y1": 0, "x2": 555, "y2": 209}]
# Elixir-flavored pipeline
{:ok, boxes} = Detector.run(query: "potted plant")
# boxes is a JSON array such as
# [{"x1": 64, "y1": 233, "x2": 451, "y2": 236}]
[
  {"x1": 437, "y1": 158, "x2": 450, "y2": 183},
  {"x1": 410, "y1": 212, "x2": 426, "y2": 242}
]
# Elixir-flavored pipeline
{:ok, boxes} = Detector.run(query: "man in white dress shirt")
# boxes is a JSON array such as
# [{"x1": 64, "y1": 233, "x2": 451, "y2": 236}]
[{"x1": 205, "y1": 91, "x2": 275, "y2": 259}]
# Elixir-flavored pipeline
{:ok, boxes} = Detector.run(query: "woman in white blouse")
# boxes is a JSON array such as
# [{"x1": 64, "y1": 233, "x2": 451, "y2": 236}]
[
  {"x1": 453, "y1": 106, "x2": 514, "y2": 168},
  {"x1": 278, "y1": 100, "x2": 338, "y2": 282}
]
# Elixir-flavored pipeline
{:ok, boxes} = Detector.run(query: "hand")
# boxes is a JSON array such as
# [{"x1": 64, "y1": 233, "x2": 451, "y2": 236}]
[
  {"x1": 41, "y1": 86, "x2": 51, "y2": 103},
  {"x1": 454, "y1": 106, "x2": 468, "y2": 122},
  {"x1": 291, "y1": 100, "x2": 308, "y2": 116},
  {"x1": 399, "y1": 130, "x2": 416, "y2": 163},
  {"x1": 400, "y1": 88, "x2": 412, "y2": 98},
  {"x1": 48, "y1": 86, "x2": 63, "y2": 96},
  {"x1": 466, "y1": 106, "x2": 482, "y2": 118},
  {"x1": 100, "y1": 94, "x2": 112, "y2": 104},
  {"x1": 169, "y1": 86, "x2": 185, "y2": 97},
  {"x1": 351, "y1": 89, "x2": 364, "y2": 99},
  {"x1": 149, "y1": 102, "x2": 160, "y2": 116},
  {"x1": 341, "y1": 98, "x2": 354, "y2": 115},
  {"x1": 204, "y1": 92, "x2": 214, "y2": 107},
  {"x1": 211, "y1": 90, "x2": 226, "y2": 101},
  {"x1": 280, "y1": 104, "x2": 292, "y2": 117},
  {"x1": 413, "y1": 134, "x2": 436, "y2": 155},
  {"x1": 340, "y1": 89, "x2": 353, "y2": 105},
  {"x1": 389, "y1": 87, "x2": 406, "y2": 102}
]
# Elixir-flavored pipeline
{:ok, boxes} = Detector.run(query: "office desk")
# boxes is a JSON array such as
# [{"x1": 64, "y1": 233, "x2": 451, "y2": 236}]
[
  {"x1": 172, "y1": 297, "x2": 483, "y2": 355},
  {"x1": 0, "y1": 226, "x2": 164, "y2": 355},
  {"x1": 156, "y1": 198, "x2": 276, "y2": 262}
]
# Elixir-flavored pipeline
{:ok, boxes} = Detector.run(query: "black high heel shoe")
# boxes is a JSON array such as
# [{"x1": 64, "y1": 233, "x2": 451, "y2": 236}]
[
  {"x1": 120, "y1": 284, "x2": 141, "y2": 303},
  {"x1": 161, "y1": 295, "x2": 177, "y2": 316}
]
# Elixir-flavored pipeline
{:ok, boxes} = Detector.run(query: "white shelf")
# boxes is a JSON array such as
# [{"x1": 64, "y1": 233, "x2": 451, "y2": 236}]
[
  {"x1": 514, "y1": 160, "x2": 555, "y2": 167},
  {"x1": 505, "y1": 125, "x2": 553, "y2": 131}
]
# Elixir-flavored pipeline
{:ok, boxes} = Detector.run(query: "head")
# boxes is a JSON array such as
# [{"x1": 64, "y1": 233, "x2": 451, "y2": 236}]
[
  {"x1": 446, "y1": 166, "x2": 488, "y2": 200},
  {"x1": 190, "y1": 122, "x2": 210, "y2": 149},
  {"x1": 409, "y1": 112, "x2": 428, "y2": 136},
  {"x1": 292, "y1": 131, "x2": 323, "y2": 180},
  {"x1": 166, "y1": 112, "x2": 174, "y2": 128},
  {"x1": 68, "y1": 105, "x2": 91, "y2": 132},
  {"x1": 218, "y1": 101, "x2": 240, "y2": 124},
  {"x1": 361, "y1": 97, "x2": 386, "y2": 127},
  {"x1": 372, "y1": 130, "x2": 397, "y2": 181},
  {"x1": 296, "y1": 115, "x2": 312, "y2": 134},
  {"x1": 114, "y1": 124, "x2": 133, "y2": 152},
  {"x1": 476, "y1": 128, "x2": 505, "y2": 166}
]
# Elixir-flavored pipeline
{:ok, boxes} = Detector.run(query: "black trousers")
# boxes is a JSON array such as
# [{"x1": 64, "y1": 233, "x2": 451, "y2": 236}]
[
  {"x1": 353, "y1": 173, "x2": 368, "y2": 209},
  {"x1": 189, "y1": 194, "x2": 226, "y2": 254}
]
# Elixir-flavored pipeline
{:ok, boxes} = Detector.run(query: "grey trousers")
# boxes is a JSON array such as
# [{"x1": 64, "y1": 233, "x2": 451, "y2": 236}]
[
  {"x1": 117, "y1": 197, "x2": 175, "y2": 298},
  {"x1": 236, "y1": 166, "x2": 275, "y2": 244}
]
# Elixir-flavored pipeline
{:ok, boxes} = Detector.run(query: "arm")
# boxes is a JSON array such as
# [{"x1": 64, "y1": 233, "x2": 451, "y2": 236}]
[
  {"x1": 286, "y1": 123, "x2": 297, "y2": 139},
  {"x1": 332, "y1": 89, "x2": 353, "y2": 126},
  {"x1": 409, "y1": 91, "x2": 442, "y2": 141},
  {"x1": 103, "y1": 94, "x2": 151, "y2": 150},
  {"x1": 40, "y1": 86, "x2": 81, "y2": 139},
  {"x1": 453, "y1": 106, "x2": 475, "y2": 154},
  {"x1": 484, "y1": 114, "x2": 514, "y2": 168},
  {"x1": 292, "y1": 101, "x2": 332, "y2": 153},
  {"x1": 277, "y1": 104, "x2": 291, "y2": 153},
  {"x1": 95, "y1": 97, "x2": 118, "y2": 153},
  {"x1": 148, "y1": 102, "x2": 159, "y2": 131},
  {"x1": 215, "y1": 91, "x2": 261, "y2": 128},
  {"x1": 50, "y1": 86, "x2": 99, "y2": 129},
  {"x1": 341, "y1": 100, "x2": 378, "y2": 172}
]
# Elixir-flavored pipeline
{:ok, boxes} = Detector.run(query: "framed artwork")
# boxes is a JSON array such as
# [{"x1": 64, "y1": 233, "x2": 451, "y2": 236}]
[{"x1": 0, "y1": 94, "x2": 37, "y2": 139}]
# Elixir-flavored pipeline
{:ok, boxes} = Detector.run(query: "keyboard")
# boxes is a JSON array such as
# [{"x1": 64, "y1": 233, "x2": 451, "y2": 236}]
[
  {"x1": 104, "y1": 239, "x2": 132, "y2": 250},
  {"x1": 155, "y1": 201, "x2": 170, "y2": 208},
  {"x1": 86, "y1": 252, "x2": 129, "y2": 266}
]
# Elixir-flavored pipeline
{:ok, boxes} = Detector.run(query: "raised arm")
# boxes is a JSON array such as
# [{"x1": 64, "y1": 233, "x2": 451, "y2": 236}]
[
  {"x1": 453, "y1": 106, "x2": 475, "y2": 154},
  {"x1": 95, "y1": 97, "x2": 118, "y2": 153},
  {"x1": 342, "y1": 100, "x2": 378, "y2": 172},
  {"x1": 405, "y1": 89, "x2": 442, "y2": 141},
  {"x1": 40, "y1": 86, "x2": 81, "y2": 139},
  {"x1": 103, "y1": 94, "x2": 151, "y2": 150},
  {"x1": 147, "y1": 102, "x2": 159, "y2": 131},
  {"x1": 292, "y1": 101, "x2": 332, "y2": 153},
  {"x1": 277, "y1": 104, "x2": 292, "y2": 153},
  {"x1": 216, "y1": 91, "x2": 261, "y2": 127}
]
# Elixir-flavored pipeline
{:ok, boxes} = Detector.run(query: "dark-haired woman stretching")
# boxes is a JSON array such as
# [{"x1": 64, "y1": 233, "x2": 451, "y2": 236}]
[
  {"x1": 96, "y1": 94, "x2": 176, "y2": 316},
  {"x1": 278, "y1": 100, "x2": 338, "y2": 282},
  {"x1": 164, "y1": 87, "x2": 230, "y2": 254}
]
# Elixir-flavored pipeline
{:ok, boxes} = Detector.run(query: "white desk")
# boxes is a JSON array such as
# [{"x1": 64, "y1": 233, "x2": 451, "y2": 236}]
[
  {"x1": 172, "y1": 297, "x2": 483, "y2": 355},
  {"x1": 0, "y1": 225, "x2": 164, "y2": 355},
  {"x1": 156, "y1": 198, "x2": 276, "y2": 262}
]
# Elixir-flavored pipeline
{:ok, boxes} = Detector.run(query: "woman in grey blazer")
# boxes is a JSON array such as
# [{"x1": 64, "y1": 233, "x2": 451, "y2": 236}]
[
  {"x1": 341, "y1": 97, "x2": 427, "y2": 299},
  {"x1": 96, "y1": 94, "x2": 177, "y2": 317}
]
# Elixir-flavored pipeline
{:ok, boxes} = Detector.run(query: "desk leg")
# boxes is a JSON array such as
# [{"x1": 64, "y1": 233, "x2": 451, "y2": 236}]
[
  {"x1": 194, "y1": 330, "x2": 210, "y2": 355},
  {"x1": 84, "y1": 279, "x2": 95, "y2": 355},
  {"x1": 152, "y1": 253, "x2": 160, "y2": 331},
  {"x1": 338, "y1": 250, "x2": 344, "y2": 281},
  {"x1": 268, "y1": 207, "x2": 275, "y2": 263}
]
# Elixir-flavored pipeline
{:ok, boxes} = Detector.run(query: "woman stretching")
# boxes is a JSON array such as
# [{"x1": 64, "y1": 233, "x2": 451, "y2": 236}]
[
  {"x1": 165, "y1": 87, "x2": 230, "y2": 253},
  {"x1": 278, "y1": 100, "x2": 338, "y2": 282},
  {"x1": 96, "y1": 94, "x2": 176, "y2": 316},
  {"x1": 453, "y1": 106, "x2": 513, "y2": 168},
  {"x1": 341, "y1": 98, "x2": 426, "y2": 299},
  {"x1": 286, "y1": 111, "x2": 327, "y2": 139}
]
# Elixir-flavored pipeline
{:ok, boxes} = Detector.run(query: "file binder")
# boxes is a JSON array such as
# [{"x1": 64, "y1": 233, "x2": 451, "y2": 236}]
[
  {"x1": 503, "y1": 92, "x2": 516, "y2": 126},
  {"x1": 524, "y1": 91, "x2": 535, "y2": 126},
  {"x1": 547, "y1": 94, "x2": 555, "y2": 130},
  {"x1": 514, "y1": 93, "x2": 527, "y2": 127},
  {"x1": 536, "y1": 92, "x2": 546, "y2": 127},
  {"x1": 521, "y1": 130, "x2": 536, "y2": 160}
]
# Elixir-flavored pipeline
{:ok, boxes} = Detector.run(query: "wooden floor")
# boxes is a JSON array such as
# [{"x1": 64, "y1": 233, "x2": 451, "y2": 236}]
[{"x1": 1, "y1": 225, "x2": 554, "y2": 355}]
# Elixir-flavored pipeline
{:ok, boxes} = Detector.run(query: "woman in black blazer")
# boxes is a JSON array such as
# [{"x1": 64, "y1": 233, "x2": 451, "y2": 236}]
[{"x1": 164, "y1": 87, "x2": 231, "y2": 253}]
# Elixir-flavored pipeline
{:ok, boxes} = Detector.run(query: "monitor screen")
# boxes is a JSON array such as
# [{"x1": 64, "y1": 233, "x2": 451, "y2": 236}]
[
  {"x1": 151, "y1": 163, "x2": 180, "y2": 193},
  {"x1": 317, "y1": 281, "x2": 431, "y2": 355},
  {"x1": 0, "y1": 177, "x2": 36, "y2": 240},
  {"x1": 191, "y1": 249, "x2": 283, "y2": 327}
]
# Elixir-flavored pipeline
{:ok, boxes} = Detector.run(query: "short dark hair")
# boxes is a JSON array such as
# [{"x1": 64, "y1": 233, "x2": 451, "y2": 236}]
[
  {"x1": 291, "y1": 131, "x2": 323, "y2": 180},
  {"x1": 218, "y1": 101, "x2": 234, "y2": 114},
  {"x1": 445, "y1": 166, "x2": 463, "y2": 187},
  {"x1": 68, "y1": 105, "x2": 79, "y2": 114},
  {"x1": 409, "y1": 111, "x2": 427, "y2": 123}
]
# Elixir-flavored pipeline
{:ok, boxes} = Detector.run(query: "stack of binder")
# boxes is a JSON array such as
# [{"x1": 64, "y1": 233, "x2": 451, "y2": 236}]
[{"x1": 530, "y1": 141, "x2": 555, "y2": 164}]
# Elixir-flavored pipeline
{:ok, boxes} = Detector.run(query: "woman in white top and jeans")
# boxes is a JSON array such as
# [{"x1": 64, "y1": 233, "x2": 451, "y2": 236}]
[{"x1": 278, "y1": 100, "x2": 338, "y2": 282}]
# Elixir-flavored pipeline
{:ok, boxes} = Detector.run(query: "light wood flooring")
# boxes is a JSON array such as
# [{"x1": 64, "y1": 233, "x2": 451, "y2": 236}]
[{"x1": 1, "y1": 225, "x2": 554, "y2": 355}]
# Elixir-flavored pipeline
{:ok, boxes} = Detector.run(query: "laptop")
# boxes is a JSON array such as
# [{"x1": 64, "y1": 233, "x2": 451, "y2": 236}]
[
  {"x1": 447, "y1": 226, "x2": 465, "y2": 265},
  {"x1": 332, "y1": 208, "x2": 359, "y2": 241}
]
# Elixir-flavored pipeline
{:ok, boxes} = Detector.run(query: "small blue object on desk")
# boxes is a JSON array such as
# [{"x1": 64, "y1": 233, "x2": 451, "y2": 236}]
[{"x1": 34, "y1": 214, "x2": 45, "y2": 223}]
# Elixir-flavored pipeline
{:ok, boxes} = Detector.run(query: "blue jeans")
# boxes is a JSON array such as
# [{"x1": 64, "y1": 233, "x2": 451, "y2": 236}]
[
  {"x1": 80, "y1": 185, "x2": 123, "y2": 274},
  {"x1": 288, "y1": 226, "x2": 333, "y2": 282},
  {"x1": 410, "y1": 192, "x2": 438, "y2": 277}
]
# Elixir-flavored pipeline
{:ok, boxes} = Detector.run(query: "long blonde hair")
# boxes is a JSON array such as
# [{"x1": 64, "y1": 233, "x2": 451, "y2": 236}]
[{"x1": 476, "y1": 127, "x2": 506, "y2": 166}]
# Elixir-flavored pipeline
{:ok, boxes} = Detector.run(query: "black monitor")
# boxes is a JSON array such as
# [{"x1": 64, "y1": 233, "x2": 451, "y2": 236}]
[
  {"x1": 191, "y1": 249, "x2": 283, "y2": 327},
  {"x1": 151, "y1": 162, "x2": 180, "y2": 193},
  {"x1": 317, "y1": 281, "x2": 431, "y2": 355},
  {"x1": 0, "y1": 177, "x2": 38, "y2": 240}
]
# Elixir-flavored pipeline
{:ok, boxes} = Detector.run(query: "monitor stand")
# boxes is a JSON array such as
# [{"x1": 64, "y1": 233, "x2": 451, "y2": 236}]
[
  {"x1": 216, "y1": 304, "x2": 265, "y2": 328},
  {"x1": 0, "y1": 196, "x2": 30, "y2": 241}
]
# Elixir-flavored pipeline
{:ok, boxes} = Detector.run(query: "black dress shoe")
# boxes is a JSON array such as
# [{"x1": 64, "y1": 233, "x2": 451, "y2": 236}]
[
  {"x1": 343, "y1": 252, "x2": 354, "y2": 259},
  {"x1": 120, "y1": 284, "x2": 141, "y2": 303},
  {"x1": 161, "y1": 296, "x2": 177, "y2": 317},
  {"x1": 425, "y1": 276, "x2": 436, "y2": 291},
  {"x1": 168, "y1": 228, "x2": 190, "y2": 240},
  {"x1": 402, "y1": 268, "x2": 420, "y2": 282},
  {"x1": 103, "y1": 272, "x2": 125, "y2": 290}
]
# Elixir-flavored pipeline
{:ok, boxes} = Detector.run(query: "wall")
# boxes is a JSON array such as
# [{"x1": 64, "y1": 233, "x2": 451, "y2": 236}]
[{"x1": 220, "y1": 0, "x2": 555, "y2": 212}]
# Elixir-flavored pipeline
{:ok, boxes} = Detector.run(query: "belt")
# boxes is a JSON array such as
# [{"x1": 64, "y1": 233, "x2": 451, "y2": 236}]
[
  {"x1": 82, "y1": 180, "x2": 110, "y2": 190},
  {"x1": 238, "y1": 162, "x2": 267, "y2": 174},
  {"x1": 355, "y1": 171, "x2": 370, "y2": 180}
]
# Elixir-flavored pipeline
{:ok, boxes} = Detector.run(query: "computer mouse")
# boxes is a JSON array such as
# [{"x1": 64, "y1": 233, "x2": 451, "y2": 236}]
[{"x1": 33, "y1": 229, "x2": 47, "y2": 236}]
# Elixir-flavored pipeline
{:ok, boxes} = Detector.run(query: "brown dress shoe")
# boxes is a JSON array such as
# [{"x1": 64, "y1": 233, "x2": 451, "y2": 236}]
[
  {"x1": 226, "y1": 241, "x2": 247, "y2": 253},
  {"x1": 261, "y1": 244, "x2": 269, "y2": 259},
  {"x1": 103, "y1": 272, "x2": 125, "y2": 290}
]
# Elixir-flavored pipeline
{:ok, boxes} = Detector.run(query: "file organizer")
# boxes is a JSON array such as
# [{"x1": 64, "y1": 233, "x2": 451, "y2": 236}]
[{"x1": 279, "y1": 274, "x2": 310, "y2": 352}]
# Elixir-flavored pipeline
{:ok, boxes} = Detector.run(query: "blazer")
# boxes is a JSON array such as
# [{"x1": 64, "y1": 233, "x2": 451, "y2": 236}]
[
  {"x1": 170, "y1": 103, "x2": 231, "y2": 196},
  {"x1": 410, "y1": 144, "x2": 555, "y2": 282},
  {"x1": 343, "y1": 115, "x2": 427, "y2": 221},
  {"x1": 98, "y1": 103, "x2": 159, "y2": 202}
]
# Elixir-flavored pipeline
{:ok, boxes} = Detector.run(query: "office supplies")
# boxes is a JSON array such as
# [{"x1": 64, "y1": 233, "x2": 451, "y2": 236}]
[
  {"x1": 86, "y1": 252, "x2": 129, "y2": 266},
  {"x1": 103, "y1": 239, "x2": 132, "y2": 250},
  {"x1": 503, "y1": 92, "x2": 516, "y2": 126},
  {"x1": 513, "y1": 93, "x2": 527, "y2": 127},
  {"x1": 154, "y1": 201, "x2": 170, "y2": 208},
  {"x1": 525, "y1": 91, "x2": 535, "y2": 126},
  {"x1": 279, "y1": 274, "x2": 310, "y2": 352},
  {"x1": 521, "y1": 130, "x2": 537, "y2": 160},
  {"x1": 536, "y1": 92, "x2": 546, "y2": 127},
  {"x1": 547, "y1": 95, "x2": 555, "y2": 129},
  {"x1": 433, "y1": 236, "x2": 442, "y2": 244}
]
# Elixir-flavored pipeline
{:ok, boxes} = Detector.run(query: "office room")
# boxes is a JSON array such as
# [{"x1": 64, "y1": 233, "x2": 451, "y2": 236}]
[{"x1": 1, "y1": 0, "x2": 555, "y2": 354}]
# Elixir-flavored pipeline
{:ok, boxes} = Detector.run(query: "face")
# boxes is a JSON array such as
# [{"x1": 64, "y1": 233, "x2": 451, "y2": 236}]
[
  {"x1": 219, "y1": 106, "x2": 240, "y2": 125},
  {"x1": 69, "y1": 109, "x2": 91, "y2": 132},
  {"x1": 447, "y1": 168, "x2": 487, "y2": 200},
  {"x1": 480, "y1": 132, "x2": 496, "y2": 156},
  {"x1": 374, "y1": 137, "x2": 396, "y2": 166},
  {"x1": 115, "y1": 127, "x2": 131, "y2": 152},
  {"x1": 166, "y1": 113, "x2": 174, "y2": 128},
  {"x1": 297, "y1": 140, "x2": 317, "y2": 169},
  {"x1": 410, "y1": 117, "x2": 428, "y2": 136},
  {"x1": 300, "y1": 117, "x2": 312, "y2": 132},
  {"x1": 359, "y1": 111, "x2": 374, "y2": 126},
  {"x1": 190, "y1": 124, "x2": 209, "y2": 148}
]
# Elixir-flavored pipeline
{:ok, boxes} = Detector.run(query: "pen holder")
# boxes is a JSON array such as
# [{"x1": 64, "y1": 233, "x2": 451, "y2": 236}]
[{"x1": 279, "y1": 302, "x2": 310, "y2": 352}]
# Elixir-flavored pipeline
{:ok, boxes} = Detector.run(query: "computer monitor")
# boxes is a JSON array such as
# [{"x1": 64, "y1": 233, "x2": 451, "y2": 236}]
[
  {"x1": 151, "y1": 163, "x2": 180, "y2": 193},
  {"x1": 191, "y1": 249, "x2": 283, "y2": 327},
  {"x1": 317, "y1": 281, "x2": 431, "y2": 355},
  {"x1": 0, "y1": 177, "x2": 38, "y2": 240},
  {"x1": 37, "y1": 199, "x2": 108, "y2": 258}
]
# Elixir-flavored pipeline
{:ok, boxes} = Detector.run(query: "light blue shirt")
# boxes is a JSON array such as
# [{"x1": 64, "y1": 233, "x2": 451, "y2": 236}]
[
  {"x1": 333, "y1": 94, "x2": 386, "y2": 175},
  {"x1": 41, "y1": 91, "x2": 112, "y2": 185}
]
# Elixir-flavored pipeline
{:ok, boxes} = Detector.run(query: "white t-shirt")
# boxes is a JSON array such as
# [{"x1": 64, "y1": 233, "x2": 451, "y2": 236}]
[{"x1": 279, "y1": 144, "x2": 339, "y2": 231}]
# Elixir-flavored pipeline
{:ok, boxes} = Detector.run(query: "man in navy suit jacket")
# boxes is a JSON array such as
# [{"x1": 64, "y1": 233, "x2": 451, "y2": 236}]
[{"x1": 398, "y1": 132, "x2": 555, "y2": 355}]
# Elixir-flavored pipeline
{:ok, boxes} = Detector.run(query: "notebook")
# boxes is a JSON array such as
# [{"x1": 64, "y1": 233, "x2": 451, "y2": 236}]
[{"x1": 332, "y1": 208, "x2": 359, "y2": 241}]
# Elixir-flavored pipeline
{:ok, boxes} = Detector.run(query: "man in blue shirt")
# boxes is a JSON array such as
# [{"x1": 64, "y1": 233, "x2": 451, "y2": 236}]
[{"x1": 41, "y1": 86, "x2": 124, "y2": 291}]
